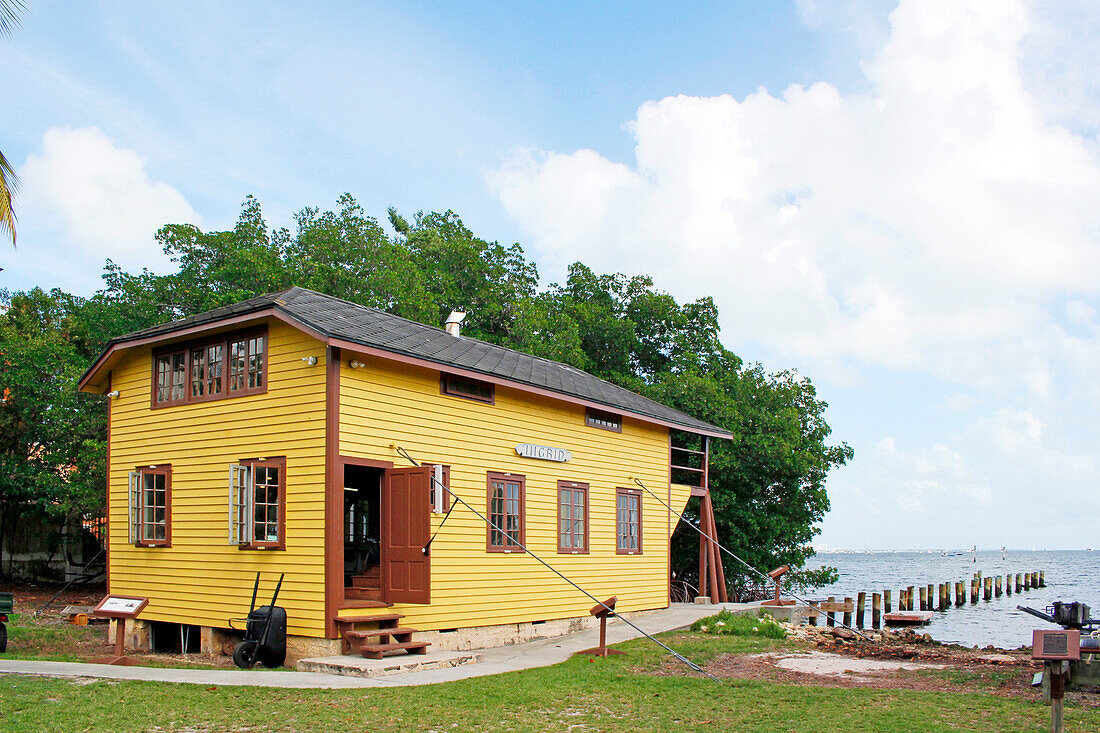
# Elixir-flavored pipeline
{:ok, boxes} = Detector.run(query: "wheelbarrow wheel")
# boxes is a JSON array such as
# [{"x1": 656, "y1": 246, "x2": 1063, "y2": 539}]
[
  {"x1": 258, "y1": 645, "x2": 286, "y2": 669},
  {"x1": 0, "y1": 622, "x2": 7, "y2": 653},
  {"x1": 232, "y1": 640, "x2": 258, "y2": 669}
]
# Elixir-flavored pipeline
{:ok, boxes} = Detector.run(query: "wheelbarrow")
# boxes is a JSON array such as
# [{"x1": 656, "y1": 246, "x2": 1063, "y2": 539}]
[
  {"x1": 230, "y1": 573, "x2": 286, "y2": 669},
  {"x1": 0, "y1": 592, "x2": 12, "y2": 653}
]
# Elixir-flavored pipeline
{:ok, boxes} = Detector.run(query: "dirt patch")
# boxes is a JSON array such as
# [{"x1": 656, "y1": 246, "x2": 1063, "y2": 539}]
[{"x1": 652, "y1": 624, "x2": 1100, "y2": 709}]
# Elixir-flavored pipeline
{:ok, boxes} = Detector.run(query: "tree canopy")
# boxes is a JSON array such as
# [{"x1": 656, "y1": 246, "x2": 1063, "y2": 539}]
[{"x1": 0, "y1": 194, "x2": 851, "y2": 587}]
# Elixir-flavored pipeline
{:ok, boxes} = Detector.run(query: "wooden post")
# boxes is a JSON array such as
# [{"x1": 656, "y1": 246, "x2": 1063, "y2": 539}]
[
  {"x1": 808, "y1": 601, "x2": 818, "y2": 626},
  {"x1": 918, "y1": 585, "x2": 927, "y2": 611},
  {"x1": 1016, "y1": 573, "x2": 1023, "y2": 592},
  {"x1": 856, "y1": 592, "x2": 866, "y2": 629},
  {"x1": 1024, "y1": 572, "x2": 1030, "y2": 591},
  {"x1": 826, "y1": 596, "x2": 836, "y2": 627},
  {"x1": 884, "y1": 589, "x2": 892, "y2": 614},
  {"x1": 872, "y1": 593, "x2": 881, "y2": 630},
  {"x1": 697, "y1": 520, "x2": 708, "y2": 600},
  {"x1": 1039, "y1": 570, "x2": 1046, "y2": 588},
  {"x1": 955, "y1": 581, "x2": 964, "y2": 606},
  {"x1": 907, "y1": 586, "x2": 915, "y2": 611},
  {"x1": 1006, "y1": 573, "x2": 1012, "y2": 596},
  {"x1": 939, "y1": 583, "x2": 947, "y2": 612},
  {"x1": 995, "y1": 575, "x2": 1002, "y2": 597},
  {"x1": 927, "y1": 583, "x2": 934, "y2": 610},
  {"x1": 971, "y1": 578, "x2": 979, "y2": 603},
  {"x1": 899, "y1": 588, "x2": 907, "y2": 612},
  {"x1": 1034, "y1": 571, "x2": 1040, "y2": 589},
  {"x1": 843, "y1": 597, "x2": 853, "y2": 628},
  {"x1": 983, "y1": 577, "x2": 992, "y2": 601}
]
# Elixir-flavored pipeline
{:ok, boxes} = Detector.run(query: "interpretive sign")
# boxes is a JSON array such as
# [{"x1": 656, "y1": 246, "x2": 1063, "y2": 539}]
[
  {"x1": 92, "y1": 595, "x2": 149, "y2": 619},
  {"x1": 515, "y1": 444, "x2": 572, "y2": 462}
]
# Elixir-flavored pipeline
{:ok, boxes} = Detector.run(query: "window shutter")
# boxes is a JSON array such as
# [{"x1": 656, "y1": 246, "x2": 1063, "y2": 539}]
[
  {"x1": 229, "y1": 464, "x2": 251, "y2": 545},
  {"x1": 128, "y1": 471, "x2": 141, "y2": 543},
  {"x1": 432, "y1": 464, "x2": 444, "y2": 514}
]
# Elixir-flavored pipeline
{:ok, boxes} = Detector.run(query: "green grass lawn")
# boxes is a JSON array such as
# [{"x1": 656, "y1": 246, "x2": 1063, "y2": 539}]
[{"x1": 2, "y1": 632, "x2": 1097, "y2": 733}]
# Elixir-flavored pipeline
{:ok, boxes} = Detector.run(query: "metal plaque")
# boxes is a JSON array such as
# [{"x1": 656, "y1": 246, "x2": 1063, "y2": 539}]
[
  {"x1": 1032, "y1": 629, "x2": 1080, "y2": 661},
  {"x1": 514, "y1": 444, "x2": 572, "y2": 462}
]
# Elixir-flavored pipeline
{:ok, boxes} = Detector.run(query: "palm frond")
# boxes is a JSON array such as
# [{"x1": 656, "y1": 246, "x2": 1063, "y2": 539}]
[
  {"x1": 0, "y1": 148, "x2": 17, "y2": 246},
  {"x1": 0, "y1": 0, "x2": 27, "y2": 37}
]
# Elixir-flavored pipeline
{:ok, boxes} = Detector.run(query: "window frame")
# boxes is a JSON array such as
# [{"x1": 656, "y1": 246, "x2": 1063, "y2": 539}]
[
  {"x1": 440, "y1": 373, "x2": 495, "y2": 404},
  {"x1": 585, "y1": 407, "x2": 623, "y2": 433},
  {"x1": 615, "y1": 487, "x2": 643, "y2": 555},
  {"x1": 128, "y1": 464, "x2": 172, "y2": 547},
  {"x1": 486, "y1": 471, "x2": 525, "y2": 553},
  {"x1": 151, "y1": 326, "x2": 268, "y2": 409},
  {"x1": 556, "y1": 480, "x2": 589, "y2": 554},
  {"x1": 232, "y1": 456, "x2": 287, "y2": 551}
]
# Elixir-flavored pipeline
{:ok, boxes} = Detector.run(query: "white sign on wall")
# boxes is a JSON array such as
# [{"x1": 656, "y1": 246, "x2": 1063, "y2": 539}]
[{"x1": 515, "y1": 444, "x2": 572, "y2": 462}]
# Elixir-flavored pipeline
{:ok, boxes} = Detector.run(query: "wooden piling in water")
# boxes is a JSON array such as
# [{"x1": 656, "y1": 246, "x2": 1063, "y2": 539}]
[
  {"x1": 856, "y1": 592, "x2": 866, "y2": 629},
  {"x1": 872, "y1": 593, "x2": 882, "y2": 630},
  {"x1": 1024, "y1": 573, "x2": 1030, "y2": 591},
  {"x1": 984, "y1": 576, "x2": 992, "y2": 601},
  {"x1": 843, "y1": 597, "x2": 853, "y2": 628},
  {"x1": 827, "y1": 596, "x2": 836, "y2": 627},
  {"x1": 939, "y1": 583, "x2": 948, "y2": 611},
  {"x1": 955, "y1": 581, "x2": 964, "y2": 606},
  {"x1": 884, "y1": 589, "x2": 892, "y2": 614},
  {"x1": 918, "y1": 585, "x2": 927, "y2": 611},
  {"x1": 1006, "y1": 573, "x2": 1012, "y2": 596},
  {"x1": 1039, "y1": 570, "x2": 1045, "y2": 588},
  {"x1": 995, "y1": 575, "x2": 1002, "y2": 597},
  {"x1": 927, "y1": 583, "x2": 934, "y2": 610},
  {"x1": 971, "y1": 578, "x2": 979, "y2": 603},
  {"x1": 1016, "y1": 573, "x2": 1022, "y2": 592},
  {"x1": 907, "y1": 586, "x2": 915, "y2": 611}
]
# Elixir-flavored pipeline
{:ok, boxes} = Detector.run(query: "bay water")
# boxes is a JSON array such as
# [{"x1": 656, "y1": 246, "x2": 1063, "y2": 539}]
[{"x1": 811, "y1": 550, "x2": 1099, "y2": 649}]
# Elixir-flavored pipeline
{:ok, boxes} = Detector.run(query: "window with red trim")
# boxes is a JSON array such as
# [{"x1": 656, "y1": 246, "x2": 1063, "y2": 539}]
[
  {"x1": 441, "y1": 373, "x2": 494, "y2": 404},
  {"x1": 128, "y1": 465, "x2": 171, "y2": 547},
  {"x1": 487, "y1": 472, "x2": 524, "y2": 551},
  {"x1": 557, "y1": 481, "x2": 588, "y2": 553},
  {"x1": 616, "y1": 487, "x2": 642, "y2": 554},
  {"x1": 585, "y1": 408, "x2": 622, "y2": 432},
  {"x1": 153, "y1": 328, "x2": 266, "y2": 407},
  {"x1": 230, "y1": 457, "x2": 286, "y2": 550}
]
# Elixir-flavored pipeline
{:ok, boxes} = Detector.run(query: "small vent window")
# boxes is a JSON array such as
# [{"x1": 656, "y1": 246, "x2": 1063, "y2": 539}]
[
  {"x1": 441, "y1": 374, "x2": 494, "y2": 404},
  {"x1": 585, "y1": 408, "x2": 622, "y2": 432}
]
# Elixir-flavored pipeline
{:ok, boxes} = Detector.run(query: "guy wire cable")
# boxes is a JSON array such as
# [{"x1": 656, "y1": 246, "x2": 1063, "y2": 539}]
[
  {"x1": 391, "y1": 445, "x2": 721, "y2": 681},
  {"x1": 631, "y1": 476, "x2": 870, "y2": 641}
]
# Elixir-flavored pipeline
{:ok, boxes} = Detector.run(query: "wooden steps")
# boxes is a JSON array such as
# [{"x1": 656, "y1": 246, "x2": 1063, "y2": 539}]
[
  {"x1": 345, "y1": 587, "x2": 383, "y2": 601},
  {"x1": 335, "y1": 613, "x2": 430, "y2": 659}
]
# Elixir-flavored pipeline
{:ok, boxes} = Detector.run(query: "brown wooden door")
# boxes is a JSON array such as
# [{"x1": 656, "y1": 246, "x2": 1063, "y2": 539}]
[{"x1": 381, "y1": 466, "x2": 431, "y2": 604}]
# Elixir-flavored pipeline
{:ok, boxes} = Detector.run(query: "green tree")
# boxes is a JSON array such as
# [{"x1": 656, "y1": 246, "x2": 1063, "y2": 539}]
[{"x1": 0, "y1": 288, "x2": 106, "y2": 575}]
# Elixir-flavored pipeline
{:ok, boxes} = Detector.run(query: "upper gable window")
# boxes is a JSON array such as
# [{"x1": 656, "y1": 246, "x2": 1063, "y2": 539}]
[
  {"x1": 153, "y1": 328, "x2": 267, "y2": 407},
  {"x1": 585, "y1": 408, "x2": 622, "y2": 432},
  {"x1": 440, "y1": 373, "x2": 494, "y2": 404}
]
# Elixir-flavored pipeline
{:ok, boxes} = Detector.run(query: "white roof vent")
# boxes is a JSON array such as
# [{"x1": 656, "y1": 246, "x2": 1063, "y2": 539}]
[{"x1": 445, "y1": 310, "x2": 466, "y2": 338}]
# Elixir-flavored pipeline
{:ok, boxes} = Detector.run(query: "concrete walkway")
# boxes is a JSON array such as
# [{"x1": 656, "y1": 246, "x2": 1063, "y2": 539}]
[{"x1": 0, "y1": 602, "x2": 754, "y2": 689}]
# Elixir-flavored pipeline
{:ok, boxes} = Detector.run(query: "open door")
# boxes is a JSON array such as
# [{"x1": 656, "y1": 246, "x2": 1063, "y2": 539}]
[{"x1": 382, "y1": 466, "x2": 431, "y2": 604}]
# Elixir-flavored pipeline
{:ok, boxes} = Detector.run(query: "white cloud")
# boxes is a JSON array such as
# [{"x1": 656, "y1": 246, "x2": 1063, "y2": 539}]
[
  {"x1": 17, "y1": 126, "x2": 199, "y2": 279},
  {"x1": 489, "y1": 0, "x2": 1100, "y2": 393}
]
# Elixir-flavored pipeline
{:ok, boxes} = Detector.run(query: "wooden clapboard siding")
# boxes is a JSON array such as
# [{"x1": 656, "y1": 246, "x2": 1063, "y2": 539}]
[
  {"x1": 107, "y1": 320, "x2": 329, "y2": 637},
  {"x1": 338, "y1": 353, "x2": 693, "y2": 631}
]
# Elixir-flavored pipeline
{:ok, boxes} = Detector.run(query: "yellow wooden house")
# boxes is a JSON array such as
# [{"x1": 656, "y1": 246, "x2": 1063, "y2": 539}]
[{"x1": 78, "y1": 287, "x2": 731, "y2": 658}]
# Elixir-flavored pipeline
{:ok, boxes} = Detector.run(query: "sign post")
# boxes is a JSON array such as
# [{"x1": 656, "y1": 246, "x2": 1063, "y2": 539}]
[
  {"x1": 91, "y1": 595, "x2": 149, "y2": 665},
  {"x1": 1033, "y1": 629, "x2": 1080, "y2": 733}
]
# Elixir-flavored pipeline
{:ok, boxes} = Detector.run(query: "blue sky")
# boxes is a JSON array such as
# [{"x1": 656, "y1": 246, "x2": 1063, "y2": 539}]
[{"x1": 4, "y1": 0, "x2": 1099, "y2": 550}]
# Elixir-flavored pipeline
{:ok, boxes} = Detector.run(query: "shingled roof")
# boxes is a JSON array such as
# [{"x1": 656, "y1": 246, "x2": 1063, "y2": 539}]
[{"x1": 85, "y1": 286, "x2": 731, "y2": 437}]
